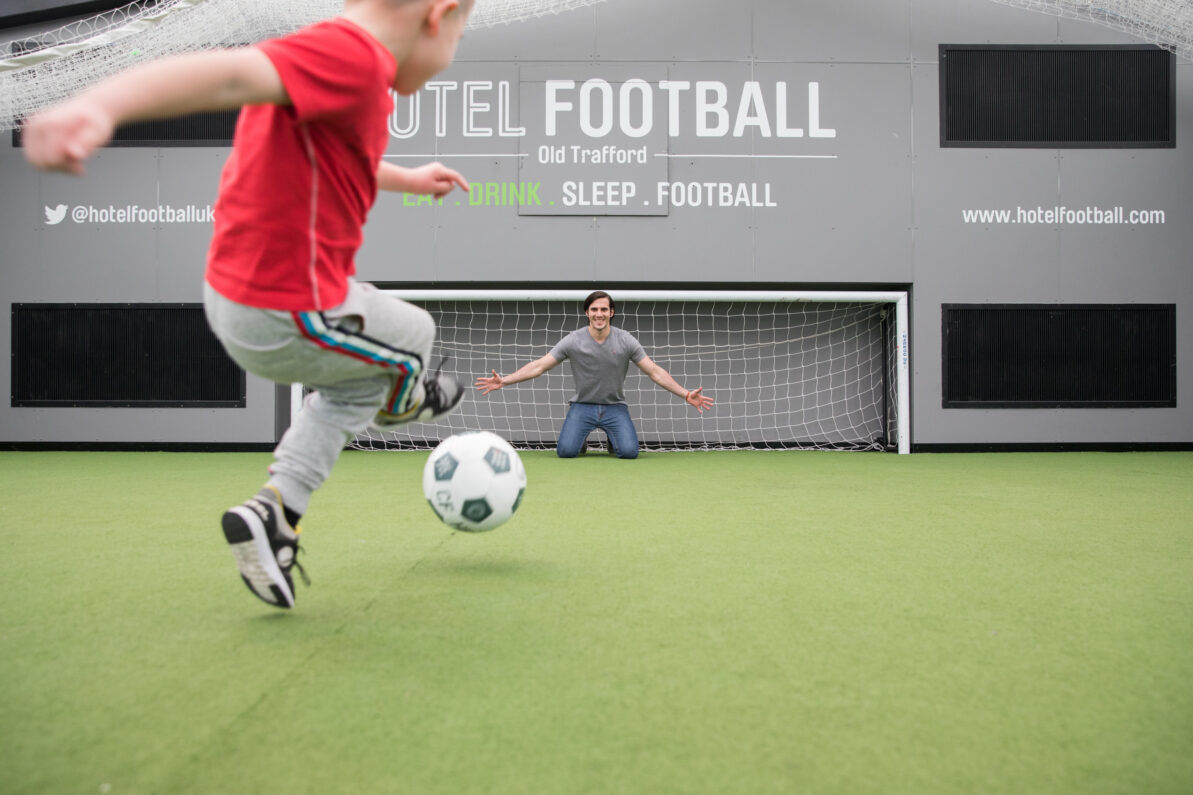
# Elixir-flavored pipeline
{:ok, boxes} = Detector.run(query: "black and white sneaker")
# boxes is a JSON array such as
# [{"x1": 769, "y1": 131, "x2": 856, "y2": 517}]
[
  {"x1": 374, "y1": 360, "x2": 465, "y2": 428},
  {"x1": 221, "y1": 487, "x2": 307, "y2": 609},
  {"x1": 417, "y1": 366, "x2": 465, "y2": 421}
]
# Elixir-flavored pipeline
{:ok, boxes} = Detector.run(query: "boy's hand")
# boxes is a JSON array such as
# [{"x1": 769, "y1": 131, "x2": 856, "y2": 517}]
[
  {"x1": 23, "y1": 100, "x2": 116, "y2": 176},
  {"x1": 406, "y1": 162, "x2": 470, "y2": 198}
]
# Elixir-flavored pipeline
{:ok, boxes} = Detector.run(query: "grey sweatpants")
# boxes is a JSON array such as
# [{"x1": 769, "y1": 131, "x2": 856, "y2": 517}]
[{"x1": 204, "y1": 280, "x2": 435, "y2": 514}]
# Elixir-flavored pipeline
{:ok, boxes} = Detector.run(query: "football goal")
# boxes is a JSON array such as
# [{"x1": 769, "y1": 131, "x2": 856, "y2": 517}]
[{"x1": 291, "y1": 289, "x2": 910, "y2": 454}]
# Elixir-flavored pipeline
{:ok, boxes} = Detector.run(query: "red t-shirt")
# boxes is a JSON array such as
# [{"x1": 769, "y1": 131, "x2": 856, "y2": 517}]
[{"x1": 205, "y1": 18, "x2": 396, "y2": 311}]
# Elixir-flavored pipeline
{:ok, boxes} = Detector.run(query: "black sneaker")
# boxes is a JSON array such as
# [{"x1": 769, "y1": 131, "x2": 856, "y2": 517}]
[
  {"x1": 221, "y1": 487, "x2": 307, "y2": 609},
  {"x1": 418, "y1": 367, "x2": 465, "y2": 421},
  {"x1": 374, "y1": 360, "x2": 464, "y2": 427}
]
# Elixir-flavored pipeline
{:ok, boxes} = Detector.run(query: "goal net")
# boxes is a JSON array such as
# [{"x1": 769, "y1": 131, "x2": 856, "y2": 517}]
[
  {"x1": 295, "y1": 290, "x2": 910, "y2": 454},
  {"x1": 988, "y1": 0, "x2": 1193, "y2": 62}
]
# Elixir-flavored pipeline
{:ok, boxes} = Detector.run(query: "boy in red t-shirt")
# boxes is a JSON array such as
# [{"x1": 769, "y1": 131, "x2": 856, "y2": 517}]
[{"x1": 24, "y1": 0, "x2": 475, "y2": 609}]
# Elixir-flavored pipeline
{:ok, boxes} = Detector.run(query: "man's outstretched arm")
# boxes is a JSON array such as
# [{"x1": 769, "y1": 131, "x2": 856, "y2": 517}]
[
  {"x1": 475, "y1": 354, "x2": 560, "y2": 394},
  {"x1": 635, "y1": 355, "x2": 715, "y2": 412}
]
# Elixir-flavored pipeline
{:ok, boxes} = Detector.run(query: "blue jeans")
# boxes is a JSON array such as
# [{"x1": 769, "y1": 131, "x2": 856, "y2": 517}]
[{"x1": 557, "y1": 402, "x2": 639, "y2": 459}]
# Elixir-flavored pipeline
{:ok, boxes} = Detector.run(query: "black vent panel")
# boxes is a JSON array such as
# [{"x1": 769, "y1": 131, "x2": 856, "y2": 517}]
[
  {"x1": 12, "y1": 304, "x2": 245, "y2": 407},
  {"x1": 943, "y1": 304, "x2": 1176, "y2": 408},
  {"x1": 107, "y1": 109, "x2": 239, "y2": 146},
  {"x1": 14, "y1": 109, "x2": 238, "y2": 147},
  {"x1": 940, "y1": 45, "x2": 1175, "y2": 147}
]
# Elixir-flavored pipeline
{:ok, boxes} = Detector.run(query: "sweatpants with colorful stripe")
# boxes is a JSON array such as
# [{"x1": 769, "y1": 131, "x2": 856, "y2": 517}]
[{"x1": 204, "y1": 280, "x2": 433, "y2": 515}]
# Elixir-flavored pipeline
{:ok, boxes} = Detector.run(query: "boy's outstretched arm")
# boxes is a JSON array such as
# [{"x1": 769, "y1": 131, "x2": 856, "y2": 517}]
[
  {"x1": 23, "y1": 48, "x2": 287, "y2": 175},
  {"x1": 377, "y1": 161, "x2": 469, "y2": 198}
]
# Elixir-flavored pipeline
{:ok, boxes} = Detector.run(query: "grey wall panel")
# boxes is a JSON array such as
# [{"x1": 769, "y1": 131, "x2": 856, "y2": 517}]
[
  {"x1": 594, "y1": 0, "x2": 752, "y2": 62},
  {"x1": 0, "y1": 147, "x2": 40, "y2": 419},
  {"x1": 358, "y1": 192, "x2": 443, "y2": 282},
  {"x1": 457, "y1": 4, "x2": 600, "y2": 61},
  {"x1": 4, "y1": 374, "x2": 276, "y2": 444},
  {"x1": 356, "y1": 73, "x2": 487, "y2": 284},
  {"x1": 440, "y1": 214, "x2": 601, "y2": 281},
  {"x1": 0, "y1": 146, "x2": 40, "y2": 269},
  {"x1": 910, "y1": 0, "x2": 1058, "y2": 61},
  {"x1": 0, "y1": 211, "x2": 40, "y2": 467},
  {"x1": 590, "y1": 216, "x2": 671, "y2": 281},
  {"x1": 360, "y1": 155, "x2": 521, "y2": 283},
  {"x1": 754, "y1": 0, "x2": 912, "y2": 63},
  {"x1": 32, "y1": 150, "x2": 161, "y2": 301},
  {"x1": 1056, "y1": 151, "x2": 1192, "y2": 299},
  {"x1": 915, "y1": 156, "x2": 1065, "y2": 298},
  {"x1": 923, "y1": 404, "x2": 1186, "y2": 446},
  {"x1": 155, "y1": 149, "x2": 225, "y2": 300},
  {"x1": 752, "y1": 62, "x2": 913, "y2": 281},
  {"x1": 653, "y1": 156, "x2": 757, "y2": 282}
]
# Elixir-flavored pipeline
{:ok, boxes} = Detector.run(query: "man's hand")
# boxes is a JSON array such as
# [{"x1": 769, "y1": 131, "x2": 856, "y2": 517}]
[
  {"x1": 685, "y1": 387, "x2": 715, "y2": 413},
  {"x1": 475, "y1": 369, "x2": 504, "y2": 395}
]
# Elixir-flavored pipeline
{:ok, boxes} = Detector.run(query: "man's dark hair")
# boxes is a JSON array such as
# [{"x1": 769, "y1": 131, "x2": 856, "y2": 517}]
[{"x1": 583, "y1": 290, "x2": 615, "y2": 314}]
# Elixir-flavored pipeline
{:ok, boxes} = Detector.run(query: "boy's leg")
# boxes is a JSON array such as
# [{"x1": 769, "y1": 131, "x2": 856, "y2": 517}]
[
  {"x1": 557, "y1": 402, "x2": 599, "y2": 458},
  {"x1": 266, "y1": 377, "x2": 388, "y2": 514},
  {"x1": 600, "y1": 404, "x2": 640, "y2": 459},
  {"x1": 345, "y1": 287, "x2": 464, "y2": 428},
  {"x1": 204, "y1": 281, "x2": 451, "y2": 607},
  {"x1": 302, "y1": 283, "x2": 438, "y2": 425},
  {"x1": 268, "y1": 287, "x2": 449, "y2": 512},
  {"x1": 206, "y1": 281, "x2": 435, "y2": 515}
]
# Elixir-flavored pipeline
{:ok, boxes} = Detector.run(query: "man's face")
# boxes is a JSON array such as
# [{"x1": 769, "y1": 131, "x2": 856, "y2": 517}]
[{"x1": 586, "y1": 297, "x2": 613, "y2": 330}]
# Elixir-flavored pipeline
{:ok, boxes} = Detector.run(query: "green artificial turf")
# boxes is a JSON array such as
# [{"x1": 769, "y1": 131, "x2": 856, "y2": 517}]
[{"x1": 1, "y1": 450, "x2": 1190, "y2": 794}]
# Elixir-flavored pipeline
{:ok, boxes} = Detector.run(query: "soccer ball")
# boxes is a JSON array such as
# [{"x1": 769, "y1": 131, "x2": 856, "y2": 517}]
[{"x1": 423, "y1": 431, "x2": 527, "y2": 532}]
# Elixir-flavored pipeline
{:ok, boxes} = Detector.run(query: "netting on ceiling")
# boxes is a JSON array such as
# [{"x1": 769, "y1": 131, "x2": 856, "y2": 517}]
[
  {"x1": 988, "y1": 0, "x2": 1192, "y2": 60},
  {"x1": 0, "y1": 0, "x2": 609, "y2": 131},
  {"x1": 2, "y1": 0, "x2": 1188, "y2": 134}
]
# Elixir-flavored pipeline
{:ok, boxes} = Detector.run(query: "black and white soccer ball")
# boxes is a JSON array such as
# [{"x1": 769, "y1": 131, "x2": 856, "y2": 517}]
[{"x1": 423, "y1": 431, "x2": 527, "y2": 532}]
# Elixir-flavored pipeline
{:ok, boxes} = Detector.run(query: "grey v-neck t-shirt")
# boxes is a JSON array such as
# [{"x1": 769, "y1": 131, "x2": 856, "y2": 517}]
[{"x1": 548, "y1": 326, "x2": 646, "y2": 405}]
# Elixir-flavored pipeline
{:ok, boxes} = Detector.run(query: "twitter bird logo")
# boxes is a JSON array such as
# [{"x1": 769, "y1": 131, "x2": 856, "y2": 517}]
[{"x1": 44, "y1": 204, "x2": 68, "y2": 225}]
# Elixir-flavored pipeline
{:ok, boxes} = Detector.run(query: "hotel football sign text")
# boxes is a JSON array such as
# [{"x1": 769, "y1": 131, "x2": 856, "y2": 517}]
[{"x1": 388, "y1": 78, "x2": 837, "y2": 213}]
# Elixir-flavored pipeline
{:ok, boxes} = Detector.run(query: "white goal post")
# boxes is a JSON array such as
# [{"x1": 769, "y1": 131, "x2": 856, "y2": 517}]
[{"x1": 290, "y1": 289, "x2": 910, "y2": 454}]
